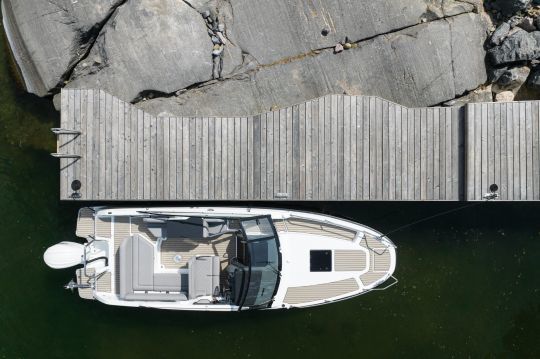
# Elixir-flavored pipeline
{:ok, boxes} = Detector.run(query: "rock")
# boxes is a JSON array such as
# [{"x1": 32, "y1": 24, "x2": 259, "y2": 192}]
[
  {"x1": 495, "y1": 91, "x2": 515, "y2": 101},
  {"x1": 334, "y1": 43, "x2": 344, "y2": 53},
  {"x1": 493, "y1": 0, "x2": 532, "y2": 17},
  {"x1": 517, "y1": 17, "x2": 536, "y2": 31},
  {"x1": 490, "y1": 22, "x2": 511, "y2": 45},
  {"x1": 224, "y1": 0, "x2": 474, "y2": 66},
  {"x1": 487, "y1": 29, "x2": 540, "y2": 65},
  {"x1": 487, "y1": 66, "x2": 508, "y2": 82},
  {"x1": 66, "y1": 0, "x2": 214, "y2": 102},
  {"x1": 1, "y1": 0, "x2": 126, "y2": 96},
  {"x1": 494, "y1": 65, "x2": 531, "y2": 93},
  {"x1": 528, "y1": 67, "x2": 540, "y2": 87},
  {"x1": 443, "y1": 85, "x2": 493, "y2": 106},
  {"x1": 535, "y1": 16, "x2": 540, "y2": 30},
  {"x1": 138, "y1": 13, "x2": 488, "y2": 116}
]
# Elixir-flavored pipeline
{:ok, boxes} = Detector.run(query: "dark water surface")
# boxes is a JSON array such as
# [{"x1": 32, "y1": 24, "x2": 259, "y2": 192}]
[{"x1": 1, "y1": 23, "x2": 540, "y2": 359}]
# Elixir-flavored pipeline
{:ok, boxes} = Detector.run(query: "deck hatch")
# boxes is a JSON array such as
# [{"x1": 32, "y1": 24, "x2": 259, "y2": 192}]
[{"x1": 310, "y1": 250, "x2": 332, "y2": 272}]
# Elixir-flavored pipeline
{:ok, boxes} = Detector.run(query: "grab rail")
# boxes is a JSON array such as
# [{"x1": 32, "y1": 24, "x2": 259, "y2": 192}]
[
  {"x1": 51, "y1": 128, "x2": 81, "y2": 135},
  {"x1": 50, "y1": 153, "x2": 81, "y2": 158},
  {"x1": 370, "y1": 275, "x2": 399, "y2": 291}
]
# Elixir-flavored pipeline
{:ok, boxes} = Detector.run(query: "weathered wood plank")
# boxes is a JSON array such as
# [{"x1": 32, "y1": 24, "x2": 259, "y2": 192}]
[
  {"x1": 278, "y1": 110, "x2": 286, "y2": 198},
  {"x1": 388, "y1": 101, "x2": 395, "y2": 200},
  {"x1": 407, "y1": 108, "x2": 415, "y2": 200},
  {"x1": 118, "y1": 100, "x2": 126, "y2": 200},
  {"x1": 493, "y1": 103, "x2": 501, "y2": 201},
  {"x1": 400, "y1": 106, "x2": 407, "y2": 200},
  {"x1": 362, "y1": 97, "x2": 370, "y2": 200},
  {"x1": 153, "y1": 115, "x2": 162, "y2": 200},
  {"x1": 525, "y1": 102, "x2": 533, "y2": 200},
  {"x1": 311, "y1": 99, "x2": 320, "y2": 199},
  {"x1": 337, "y1": 95, "x2": 344, "y2": 200},
  {"x1": 451, "y1": 107, "x2": 459, "y2": 198},
  {"x1": 194, "y1": 118, "x2": 202, "y2": 199},
  {"x1": 162, "y1": 117, "x2": 170, "y2": 200},
  {"x1": 516, "y1": 103, "x2": 523, "y2": 199},
  {"x1": 78, "y1": 90, "x2": 87, "y2": 200},
  {"x1": 253, "y1": 115, "x2": 261, "y2": 200},
  {"x1": 324, "y1": 97, "x2": 332, "y2": 199},
  {"x1": 318, "y1": 98, "x2": 326, "y2": 199},
  {"x1": 500, "y1": 103, "x2": 508, "y2": 200},
  {"x1": 265, "y1": 112, "x2": 273, "y2": 200},
  {"x1": 343, "y1": 96, "x2": 351, "y2": 200},
  {"x1": 176, "y1": 117, "x2": 184, "y2": 200},
  {"x1": 420, "y1": 108, "x2": 427, "y2": 200},
  {"x1": 202, "y1": 117, "x2": 209, "y2": 200},
  {"x1": 110, "y1": 96, "x2": 118, "y2": 200},
  {"x1": 214, "y1": 117, "x2": 222, "y2": 200},
  {"x1": 533, "y1": 102, "x2": 540, "y2": 199},
  {"x1": 297, "y1": 104, "x2": 305, "y2": 200},
  {"x1": 305, "y1": 101, "x2": 312, "y2": 199},
  {"x1": 382, "y1": 99, "x2": 389, "y2": 200},
  {"x1": 426, "y1": 109, "x2": 433, "y2": 200},
  {"x1": 273, "y1": 110, "x2": 280, "y2": 199},
  {"x1": 169, "y1": 117, "x2": 177, "y2": 200},
  {"x1": 227, "y1": 117, "x2": 235, "y2": 199},
  {"x1": 349, "y1": 96, "x2": 357, "y2": 200},
  {"x1": 293, "y1": 105, "x2": 301, "y2": 199},
  {"x1": 369, "y1": 97, "x2": 377, "y2": 200},
  {"x1": 438, "y1": 107, "x2": 446, "y2": 200},
  {"x1": 414, "y1": 108, "x2": 421, "y2": 200},
  {"x1": 433, "y1": 108, "x2": 439, "y2": 200},
  {"x1": 507, "y1": 103, "x2": 515, "y2": 201},
  {"x1": 375, "y1": 97, "x2": 383, "y2": 199}
]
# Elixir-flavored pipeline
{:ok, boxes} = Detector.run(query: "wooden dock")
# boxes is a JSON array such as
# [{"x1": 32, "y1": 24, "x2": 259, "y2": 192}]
[{"x1": 54, "y1": 89, "x2": 540, "y2": 201}]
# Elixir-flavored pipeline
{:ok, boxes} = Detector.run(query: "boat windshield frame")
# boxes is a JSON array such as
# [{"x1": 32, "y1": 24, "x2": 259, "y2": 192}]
[{"x1": 237, "y1": 215, "x2": 282, "y2": 310}]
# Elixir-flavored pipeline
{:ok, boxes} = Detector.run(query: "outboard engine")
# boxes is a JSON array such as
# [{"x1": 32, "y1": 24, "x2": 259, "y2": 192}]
[{"x1": 43, "y1": 242, "x2": 84, "y2": 269}]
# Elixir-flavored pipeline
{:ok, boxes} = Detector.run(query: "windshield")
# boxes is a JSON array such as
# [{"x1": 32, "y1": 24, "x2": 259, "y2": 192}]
[{"x1": 237, "y1": 216, "x2": 281, "y2": 310}]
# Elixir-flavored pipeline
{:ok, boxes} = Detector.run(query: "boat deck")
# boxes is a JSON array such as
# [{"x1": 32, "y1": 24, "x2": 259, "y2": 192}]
[
  {"x1": 275, "y1": 217, "x2": 393, "y2": 305},
  {"x1": 76, "y1": 212, "x2": 393, "y2": 304}
]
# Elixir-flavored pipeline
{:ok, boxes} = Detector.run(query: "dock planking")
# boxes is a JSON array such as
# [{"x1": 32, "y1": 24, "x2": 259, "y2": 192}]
[{"x1": 56, "y1": 89, "x2": 540, "y2": 201}]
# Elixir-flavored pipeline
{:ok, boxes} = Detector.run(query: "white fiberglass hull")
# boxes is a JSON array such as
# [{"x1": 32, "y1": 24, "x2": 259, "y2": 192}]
[{"x1": 46, "y1": 206, "x2": 397, "y2": 311}]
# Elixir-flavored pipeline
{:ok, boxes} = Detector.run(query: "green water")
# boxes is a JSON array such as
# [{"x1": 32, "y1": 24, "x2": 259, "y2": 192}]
[{"x1": 1, "y1": 23, "x2": 540, "y2": 359}]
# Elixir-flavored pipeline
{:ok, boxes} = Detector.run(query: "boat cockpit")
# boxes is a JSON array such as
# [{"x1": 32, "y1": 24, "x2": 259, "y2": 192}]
[{"x1": 117, "y1": 213, "x2": 281, "y2": 310}]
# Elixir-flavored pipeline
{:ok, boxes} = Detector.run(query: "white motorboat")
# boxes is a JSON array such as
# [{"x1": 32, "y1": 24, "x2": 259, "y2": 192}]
[{"x1": 44, "y1": 207, "x2": 397, "y2": 311}]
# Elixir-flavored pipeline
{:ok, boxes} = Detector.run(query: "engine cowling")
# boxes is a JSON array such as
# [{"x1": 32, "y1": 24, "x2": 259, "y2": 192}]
[{"x1": 43, "y1": 242, "x2": 84, "y2": 269}]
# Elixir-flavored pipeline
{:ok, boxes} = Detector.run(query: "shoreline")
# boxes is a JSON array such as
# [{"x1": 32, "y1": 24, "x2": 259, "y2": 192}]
[{"x1": 1, "y1": 0, "x2": 40, "y2": 95}]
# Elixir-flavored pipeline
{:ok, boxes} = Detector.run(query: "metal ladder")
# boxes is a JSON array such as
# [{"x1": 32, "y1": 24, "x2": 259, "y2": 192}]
[{"x1": 50, "y1": 128, "x2": 81, "y2": 158}]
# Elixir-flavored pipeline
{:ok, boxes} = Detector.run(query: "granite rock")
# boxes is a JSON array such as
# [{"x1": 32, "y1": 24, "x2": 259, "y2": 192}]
[
  {"x1": 1, "y1": 0, "x2": 126, "y2": 96},
  {"x1": 224, "y1": 0, "x2": 475, "y2": 66},
  {"x1": 494, "y1": 65, "x2": 531, "y2": 93},
  {"x1": 492, "y1": 0, "x2": 532, "y2": 17},
  {"x1": 65, "y1": 0, "x2": 213, "y2": 102},
  {"x1": 443, "y1": 85, "x2": 493, "y2": 106},
  {"x1": 488, "y1": 29, "x2": 540, "y2": 65},
  {"x1": 528, "y1": 66, "x2": 540, "y2": 87},
  {"x1": 139, "y1": 13, "x2": 488, "y2": 116},
  {"x1": 495, "y1": 90, "x2": 515, "y2": 101},
  {"x1": 490, "y1": 22, "x2": 511, "y2": 46}
]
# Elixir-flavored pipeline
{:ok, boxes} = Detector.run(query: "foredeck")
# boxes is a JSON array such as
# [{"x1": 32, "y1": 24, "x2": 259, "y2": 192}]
[{"x1": 276, "y1": 217, "x2": 394, "y2": 305}]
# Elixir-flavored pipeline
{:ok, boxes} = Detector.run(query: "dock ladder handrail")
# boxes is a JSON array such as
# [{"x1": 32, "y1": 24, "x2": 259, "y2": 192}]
[
  {"x1": 51, "y1": 128, "x2": 81, "y2": 135},
  {"x1": 51, "y1": 128, "x2": 81, "y2": 158}
]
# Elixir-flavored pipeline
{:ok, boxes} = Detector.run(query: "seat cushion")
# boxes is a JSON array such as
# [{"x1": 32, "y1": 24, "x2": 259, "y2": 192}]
[
  {"x1": 188, "y1": 256, "x2": 220, "y2": 299},
  {"x1": 132, "y1": 235, "x2": 155, "y2": 291},
  {"x1": 120, "y1": 234, "x2": 187, "y2": 301},
  {"x1": 153, "y1": 273, "x2": 182, "y2": 292}
]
